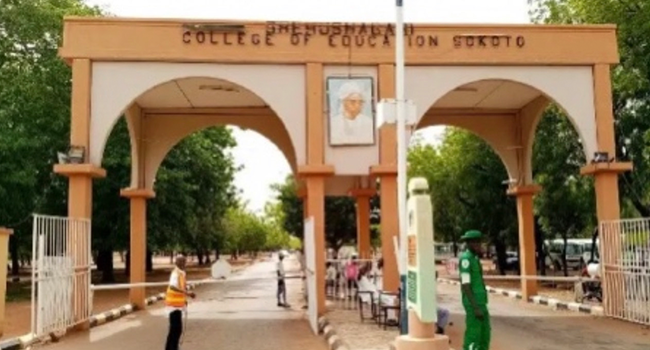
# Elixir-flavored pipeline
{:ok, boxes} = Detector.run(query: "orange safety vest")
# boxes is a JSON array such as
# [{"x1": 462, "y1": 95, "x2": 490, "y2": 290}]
[{"x1": 165, "y1": 268, "x2": 187, "y2": 308}]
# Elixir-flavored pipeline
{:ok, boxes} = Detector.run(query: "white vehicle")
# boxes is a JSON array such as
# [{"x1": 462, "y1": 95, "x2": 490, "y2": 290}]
[
  {"x1": 434, "y1": 243, "x2": 453, "y2": 263},
  {"x1": 544, "y1": 238, "x2": 592, "y2": 271}
]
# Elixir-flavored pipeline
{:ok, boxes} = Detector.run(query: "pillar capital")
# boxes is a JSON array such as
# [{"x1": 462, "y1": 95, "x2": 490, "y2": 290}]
[
  {"x1": 507, "y1": 184, "x2": 541, "y2": 197},
  {"x1": 297, "y1": 164, "x2": 335, "y2": 177},
  {"x1": 349, "y1": 188, "x2": 376, "y2": 197},
  {"x1": 0, "y1": 227, "x2": 13, "y2": 236},
  {"x1": 369, "y1": 164, "x2": 397, "y2": 176},
  {"x1": 580, "y1": 161, "x2": 633, "y2": 176},
  {"x1": 120, "y1": 188, "x2": 156, "y2": 199},
  {"x1": 54, "y1": 163, "x2": 106, "y2": 178}
]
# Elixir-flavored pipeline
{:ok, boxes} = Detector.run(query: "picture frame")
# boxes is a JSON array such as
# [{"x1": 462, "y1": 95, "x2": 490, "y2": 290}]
[{"x1": 325, "y1": 76, "x2": 376, "y2": 146}]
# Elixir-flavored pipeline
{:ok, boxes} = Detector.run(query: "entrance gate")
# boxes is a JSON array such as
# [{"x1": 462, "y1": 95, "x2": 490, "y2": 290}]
[
  {"x1": 600, "y1": 218, "x2": 650, "y2": 325},
  {"x1": 303, "y1": 216, "x2": 318, "y2": 334},
  {"x1": 31, "y1": 214, "x2": 92, "y2": 337}
]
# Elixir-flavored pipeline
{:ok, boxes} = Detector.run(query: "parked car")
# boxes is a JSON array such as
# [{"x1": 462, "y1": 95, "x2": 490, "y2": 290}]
[
  {"x1": 493, "y1": 251, "x2": 519, "y2": 272},
  {"x1": 544, "y1": 239, "x2": 589, "y2": 271}
]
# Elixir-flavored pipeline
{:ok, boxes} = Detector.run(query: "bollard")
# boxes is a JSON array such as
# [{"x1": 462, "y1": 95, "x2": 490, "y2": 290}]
[{"x1": 394, "y1": 179, "x2": 449, "y2": 350}]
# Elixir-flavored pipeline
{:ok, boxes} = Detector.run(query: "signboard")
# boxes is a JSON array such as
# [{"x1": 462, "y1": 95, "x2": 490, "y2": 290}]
[
  {"x1": 408, "y1": 235, "x2": 417, "y2": 267},
  {"x1": 405, "y1": 178, "x2": 437, "y2": 323}
]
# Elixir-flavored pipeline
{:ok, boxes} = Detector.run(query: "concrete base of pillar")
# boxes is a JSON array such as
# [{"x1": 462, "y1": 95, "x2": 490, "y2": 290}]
[
  {"x1": 130, "y1": 287, "x2": 146, "y2": 310},
  {"x1": 521, "y1": 280, "x2": 538, "y2": 300},
  {"x1": 394, "y1": 335, "x2": 450, "y2": 350}
]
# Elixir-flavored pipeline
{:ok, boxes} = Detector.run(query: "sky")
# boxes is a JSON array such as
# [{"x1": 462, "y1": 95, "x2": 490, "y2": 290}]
[{"x1": 84, "y1": 0, "x2": 531, "y2": 214}]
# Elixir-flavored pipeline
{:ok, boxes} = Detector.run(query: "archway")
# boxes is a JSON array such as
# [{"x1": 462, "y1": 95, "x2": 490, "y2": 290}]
[
  {"x1": 94, "y1": 73, "x2": 300, "y2": 309},
  {"x1": 407, "y1": 71, "x2": 596, "y2": 298},
  {"x1": 409, "y1": 125, "x2": 518, "y2": 271}
]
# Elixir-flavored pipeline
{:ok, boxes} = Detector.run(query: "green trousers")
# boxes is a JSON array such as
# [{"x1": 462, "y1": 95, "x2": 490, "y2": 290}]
[{"x1": 462, "y1": 304, "x2": 491, "y2": 350}]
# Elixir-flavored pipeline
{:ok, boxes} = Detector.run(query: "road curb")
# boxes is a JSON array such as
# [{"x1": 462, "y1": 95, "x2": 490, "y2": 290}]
[
  {"x1": 437, "y1": 278, "x2": 604, "y2": 316},
  {"x1": 2, "y1": 284, "x2": 201, "y2": 349},
  {"x1": 0, "y1": 338, "x2": 22, "y2": 350},
  {"x1": 318, "y1": 316, "x2": 350, "y2": 350}
]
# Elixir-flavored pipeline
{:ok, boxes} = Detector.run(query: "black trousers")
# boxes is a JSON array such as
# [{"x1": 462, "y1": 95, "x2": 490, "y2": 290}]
[
  {"x1": 165, "y1": 310, "x2": 183, "y2": 350},
  {"x1": 277, "y1": 280, "x2": 286, "y2": 304}
]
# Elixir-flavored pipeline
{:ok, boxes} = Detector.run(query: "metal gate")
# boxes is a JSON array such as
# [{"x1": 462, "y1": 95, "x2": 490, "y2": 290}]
[
  {"x1": 600, "y1": 218, "x2": 650, "y2": 325},
  {"x1": 304, "y1": 216, "x2": 318, "y2": 334},
  {"x1": 31, "y1": 214, "x2": 92, "y2": 337}
]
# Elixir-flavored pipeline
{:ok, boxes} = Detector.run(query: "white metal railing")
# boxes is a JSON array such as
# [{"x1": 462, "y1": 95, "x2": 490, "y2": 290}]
[
  {"x1": 31, "y1": 214, "x2": 92, "y2": 338},
  {"x1": 600, "y1": 219, "x2": 650, "y2": 325}
]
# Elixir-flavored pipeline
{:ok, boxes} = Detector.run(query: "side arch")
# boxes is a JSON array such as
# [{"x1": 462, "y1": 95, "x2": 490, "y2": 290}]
[
  {"x1": 142, "y1": 112, "x2": 296, "y2": 190},
  {"x1": 416, "y1": 114, "x2": 519, "y2": 181},
  {"x1": 406, "y1": 66, "x2": 597, "y2": 177},
  {"x1": 90, "y1": 62, "x2": 305, "y2": 169}
]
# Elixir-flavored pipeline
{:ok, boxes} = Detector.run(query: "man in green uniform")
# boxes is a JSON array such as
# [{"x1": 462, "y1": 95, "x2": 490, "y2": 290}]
[{"x1": 459, "y1": 230, "x2": 491, "y2": 350}]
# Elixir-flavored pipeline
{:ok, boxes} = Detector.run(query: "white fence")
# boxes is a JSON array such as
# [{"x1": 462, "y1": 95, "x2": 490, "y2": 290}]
[
  {"x1": 600, "y1": 218, "x2": 650, "y2": 325},
  {"x1": 31, "y1": 214, "x2": 92, "y2": 337}
]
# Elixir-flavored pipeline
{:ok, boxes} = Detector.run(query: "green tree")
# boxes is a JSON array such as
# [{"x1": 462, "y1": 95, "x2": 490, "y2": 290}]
[
  {"x1": 532, "y1": 108, "x2": 596, "y2": 274},
  {"x1": 270, "y1": 176, "x2": 364, "y2": 251},
  {"x1": 530, "y1": 0, "x2": 650, "y2": 217},
  {"x1": 0, "y1": 0, "x2": 104, "y2": 276}
]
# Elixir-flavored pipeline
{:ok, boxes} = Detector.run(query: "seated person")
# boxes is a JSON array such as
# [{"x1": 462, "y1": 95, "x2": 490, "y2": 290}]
[
  {"x1": 357, "y1": 267, "x2": 399, "y2": 321},
  {"x1": 434, "y1": 270, "x2": 452, "y2": 334},
  {"x1": 436, "y1": 307, "x2": 450, "y2": 334}
]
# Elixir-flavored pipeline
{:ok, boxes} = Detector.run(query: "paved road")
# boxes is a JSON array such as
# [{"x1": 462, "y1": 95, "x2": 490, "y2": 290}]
[
  {"x1": 39, "y1": 256, "x2": 327, "y2": 350},
  {"x1": 439, "y1": 283, "x2": 650, "y2": 350}
]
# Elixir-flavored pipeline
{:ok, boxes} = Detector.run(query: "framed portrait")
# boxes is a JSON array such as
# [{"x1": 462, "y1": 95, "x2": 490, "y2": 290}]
[{"x1": 326, "y1": 76, "x2": 376, "y2": 146}]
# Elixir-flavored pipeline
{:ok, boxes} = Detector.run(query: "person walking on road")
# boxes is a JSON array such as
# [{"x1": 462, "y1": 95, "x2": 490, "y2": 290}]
[
  {"x1": 459, "y1": 230, "x2": 491, "y2": 350},
  {"x1": 165, "y1": 255, "x2": 196, "y2": 350},
  {"x1": 277, "y1": 252, "x2": 288, "y2": 307}
]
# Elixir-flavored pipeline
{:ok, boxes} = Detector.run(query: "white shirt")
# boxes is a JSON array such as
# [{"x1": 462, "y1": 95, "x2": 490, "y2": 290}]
[
  {"x1": 276, "y1": 260, "x2": 285, "y2": 280},
  {"x1": 330, "y1": 114, "x2": 375, "y2": 145},
  {"x1": 326, "y1": 266, "x2": 337, "y2": 281},
  {"x1": 166, "y1": 268, "x2": 187, "y2": 314}
]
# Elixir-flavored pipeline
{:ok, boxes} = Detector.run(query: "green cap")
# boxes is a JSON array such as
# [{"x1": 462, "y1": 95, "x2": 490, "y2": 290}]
[{"x1": 460, "y1": 230, "x2": 483, "y2": 241}]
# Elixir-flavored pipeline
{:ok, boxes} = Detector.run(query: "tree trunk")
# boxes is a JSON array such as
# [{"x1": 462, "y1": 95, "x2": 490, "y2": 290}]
[
  {"x1": 10, "y1": 235, "x2": 19, "y2": 281},
  {"x1": 215, "y1": 248, "x2": 220, "y2": 261},
  {"x1": 97, "y1": 249, "x2": 115, "y2": 283},
  {"x1": 125, "y1": 251, "x2": 130, "y2": 276},
  {"x1": 146, "y1": 249, "x2": 153, "y2": 272},
  {"x1": 197, "y1": 249, "x2": 204, "y2": 265},
  {"x1": 494, "y1": 239, "x2": 508, "y2": 275},
  {"x1": 561, "y1": 235, "x2": 569, "y2": 277},
  {"x1": 534, "y1": 218, "x2": 547, "y2": 276}
]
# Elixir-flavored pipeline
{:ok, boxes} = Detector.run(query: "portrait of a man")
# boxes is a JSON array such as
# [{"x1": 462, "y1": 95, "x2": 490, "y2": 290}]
[{"x1": 327, "y1": 77, "x2": 375, "y2": 146}]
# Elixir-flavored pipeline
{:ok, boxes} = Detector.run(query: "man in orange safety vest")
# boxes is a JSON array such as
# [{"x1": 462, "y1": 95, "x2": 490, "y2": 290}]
[{"x1": 165, "y1": 255, "x2": 196, "y2": 350}]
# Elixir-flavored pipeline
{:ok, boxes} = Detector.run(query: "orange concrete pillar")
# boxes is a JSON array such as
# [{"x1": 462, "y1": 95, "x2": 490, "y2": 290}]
[
  {"x1": 121, "y1": 188, "x2": 155, "y2": 309},
  {"x1": 303, "y1": 62, "x2": 334, "y2": 315},
  {"x1": 54, "y1": 58, "x2": 106, "y2": 327},
  {"x1": 372, "y1": 63, "x2": 400, "y2": 292},
  {"x1": 54, "y1": 164, "x2": 106, "y2": 328},
  {"x1": 350, "y1": 188, "x2": 375, "y2": 259},
  {"x1": 580, "y1": 64, "x2": 633, "y2": 316},
  {"x1": 507, "y1": 185, "x2": 541, "y2": 299},
  {"x1": 0, "y1": 227, "x2": 13, "y2": 337}
]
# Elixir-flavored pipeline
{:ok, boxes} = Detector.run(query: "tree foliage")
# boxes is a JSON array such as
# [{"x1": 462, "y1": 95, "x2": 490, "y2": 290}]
[{"x1": 0, "y1": 1, "x2": 287, "y2": 283}]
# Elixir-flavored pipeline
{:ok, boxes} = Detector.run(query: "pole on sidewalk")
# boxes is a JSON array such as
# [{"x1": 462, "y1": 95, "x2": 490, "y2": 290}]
[{"x1": 394, "y1": 0, "x2": 409, "y2": 336}]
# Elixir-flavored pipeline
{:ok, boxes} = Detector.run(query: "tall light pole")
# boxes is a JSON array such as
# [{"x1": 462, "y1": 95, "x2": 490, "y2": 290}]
[{"x1": 394, "y1": 0, "x2": 409, "y2": 335}]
